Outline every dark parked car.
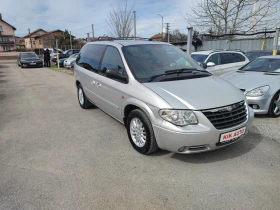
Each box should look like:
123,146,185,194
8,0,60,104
245,50,280,61
17,52,43,68
52,49,80,62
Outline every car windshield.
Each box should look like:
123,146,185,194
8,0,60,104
191,54,208,63
122,44,204,82
245,52,271,61
241,58,280,72
21,53,38,58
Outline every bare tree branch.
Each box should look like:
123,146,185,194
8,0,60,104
184,0,280,35
106,0,134,38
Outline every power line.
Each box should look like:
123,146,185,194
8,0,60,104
137,12,161,26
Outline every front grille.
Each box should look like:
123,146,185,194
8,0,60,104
202,101,247,130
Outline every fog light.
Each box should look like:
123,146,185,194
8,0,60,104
252,105,259,109
178,146,186,152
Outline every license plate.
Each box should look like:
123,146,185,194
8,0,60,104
220,127,246,143
30,63,36,65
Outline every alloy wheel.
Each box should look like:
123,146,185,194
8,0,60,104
130,118,146,147
78,88,84,105
273,93,280,116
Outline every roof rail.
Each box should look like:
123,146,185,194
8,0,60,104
90,37,154,42
209,49,245,54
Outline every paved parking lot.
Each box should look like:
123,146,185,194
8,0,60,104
0,62,280,210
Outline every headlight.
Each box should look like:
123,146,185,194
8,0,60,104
246,86,269,97
159,109,198,126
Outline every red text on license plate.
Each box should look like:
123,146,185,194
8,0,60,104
220,127,246,143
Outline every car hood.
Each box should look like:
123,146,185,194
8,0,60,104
64,57,76,62
143,76,245,110
220,71,279,91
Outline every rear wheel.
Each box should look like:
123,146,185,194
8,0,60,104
268,90,280,118
126,109,158,154
77,84,93,109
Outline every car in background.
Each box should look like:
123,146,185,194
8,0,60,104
63,53,78,68
75,40,254,155
52,49,80,62
191,50,249,75
54,57,67,67
46,48,63,60
220,56,280,117
17,52,43,68
245,50,280,61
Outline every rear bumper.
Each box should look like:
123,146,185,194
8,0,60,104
152,107,254,154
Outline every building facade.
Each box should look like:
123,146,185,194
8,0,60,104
0,13,16,52
23,29,47,50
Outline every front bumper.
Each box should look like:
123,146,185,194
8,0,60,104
152,107,254,154
246,95,273,114
21,62,43,68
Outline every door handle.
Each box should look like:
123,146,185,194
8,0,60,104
91,80,96,85
96,82,102,88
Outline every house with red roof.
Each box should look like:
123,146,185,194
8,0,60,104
0,13,16,51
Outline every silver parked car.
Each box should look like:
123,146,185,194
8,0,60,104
220,56,280,117
74,41,254,154
64,53,78,68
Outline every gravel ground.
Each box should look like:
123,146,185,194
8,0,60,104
0,63,279,210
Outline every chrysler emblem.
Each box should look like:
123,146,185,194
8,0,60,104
226,106,233,111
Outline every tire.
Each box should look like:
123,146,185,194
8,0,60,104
268,90,280,118
126,109,158,154
77,84,93,109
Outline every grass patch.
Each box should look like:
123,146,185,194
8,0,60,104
48,65,74,75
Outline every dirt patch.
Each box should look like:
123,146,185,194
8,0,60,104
0,65,10,68
0,94,6,101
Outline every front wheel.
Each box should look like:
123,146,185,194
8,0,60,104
126,109,158,154
77,84,93,109
268,90,280,118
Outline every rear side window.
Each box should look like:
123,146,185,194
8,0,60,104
77,44,106,72
221,53,245,64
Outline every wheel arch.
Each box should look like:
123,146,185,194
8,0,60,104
123,98,156,126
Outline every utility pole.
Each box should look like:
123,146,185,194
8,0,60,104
92,24,94,39
187,26,193,56
166,23,170,43
56,39,59,69
158,14,163,41
133,11,136,40
87,33,90,42
70,31,72,49
28,28,33,50
273,27,280,56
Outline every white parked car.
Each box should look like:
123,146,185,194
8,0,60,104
191,50,250,75
63,53,78,68
45,48,63,60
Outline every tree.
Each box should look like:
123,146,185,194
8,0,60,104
106,0,134,38
185,0,280,35
170,29,188,42
53,30,76,48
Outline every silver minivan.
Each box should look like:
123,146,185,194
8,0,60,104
74,40,254,154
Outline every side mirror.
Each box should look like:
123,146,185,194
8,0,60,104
106,68,128,83
200,62,207,69
207,62,216,67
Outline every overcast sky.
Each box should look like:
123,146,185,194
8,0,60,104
1,0,196,39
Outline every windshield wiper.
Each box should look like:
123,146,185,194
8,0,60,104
149,68,209,82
